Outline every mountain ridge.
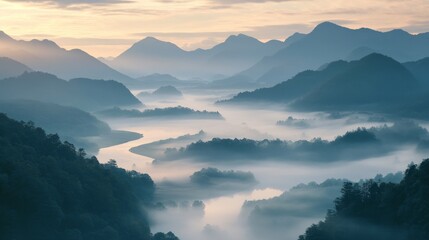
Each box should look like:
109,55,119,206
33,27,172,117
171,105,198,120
0,30,133,84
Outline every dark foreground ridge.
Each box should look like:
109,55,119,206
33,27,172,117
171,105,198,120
298,159,429,240
0,113,178,240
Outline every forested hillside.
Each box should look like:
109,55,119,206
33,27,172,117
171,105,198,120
0,113,177,240
298,159,429,240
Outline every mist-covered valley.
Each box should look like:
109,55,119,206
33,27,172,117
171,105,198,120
1,19,429,240
93,86,427,240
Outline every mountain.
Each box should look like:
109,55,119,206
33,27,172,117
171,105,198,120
0,71,141,111
0,31,133,84
237,22,429,86
0,57,32,79
241,173,403,240
293,54,419,110
225,54,421,112
298,159,429,240
0,112,179,240
152,86,183,97
110,34,284,79
152,121,429,164
0,99,142,154
403,57,429,87
137,85,183,101
112,37,187,78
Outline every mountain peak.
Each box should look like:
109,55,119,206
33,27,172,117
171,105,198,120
360,52,391,60
133,36,182,51
0,30,14,41
225,34,260,44
142,36,161,42
312,21,346,33
284,32,306,46
29,39,59,48
386,28,410,37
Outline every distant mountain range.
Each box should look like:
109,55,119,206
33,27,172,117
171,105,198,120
2,22,429,89
0,31,133,84
0,57,32,79
234,22,429,86
109,21,429,87
109,34,284,79
0,71,141,111
223,53,429,116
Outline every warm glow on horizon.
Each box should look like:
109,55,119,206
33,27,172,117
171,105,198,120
1,0,428,57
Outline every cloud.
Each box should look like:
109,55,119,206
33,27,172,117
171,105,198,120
151,121,429,164
277,116,311,128
401,20,429,34
241,172,403,240
5,0,131,7
210,0,299,4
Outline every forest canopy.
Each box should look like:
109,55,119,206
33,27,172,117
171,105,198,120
0,113,177,240
298,159,429,240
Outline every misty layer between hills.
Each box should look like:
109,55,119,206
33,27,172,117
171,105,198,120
223,54,429,121
0,100,142,154
142,121,429,164
96,106,223,120
155,167,258,201
241,172,403,240
0,71,141,111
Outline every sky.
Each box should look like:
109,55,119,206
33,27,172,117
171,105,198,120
1,0,429,58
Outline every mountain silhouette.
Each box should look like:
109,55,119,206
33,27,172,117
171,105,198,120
0,99,144,154
293,53,419,110
0,31,133,84
225,53,423,112
152,85,183,96
110,34,284,79
0,72,141,111
403,57,429,86
235,22,429,86
0,57,32,79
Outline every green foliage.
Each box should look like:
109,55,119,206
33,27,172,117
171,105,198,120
0,113,156,240
298,160,429,240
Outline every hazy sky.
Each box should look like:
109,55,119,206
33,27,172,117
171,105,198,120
1,0,428,57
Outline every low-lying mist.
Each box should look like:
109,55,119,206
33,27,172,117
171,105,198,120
95,90,429,240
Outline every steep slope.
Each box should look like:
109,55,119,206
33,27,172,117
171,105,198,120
239,22,429,85
204,34,283,76
293,54,419,110
0,99,110,137
225,54,421,112
298,159,429,240
113,37,188,78
242,173,403,240
0,113,180,240
403,57,429,87
226,60,350,103
0,71,141,111
0,57,32,79
223,60,349,103
0,100,142,154
0,31,133,84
